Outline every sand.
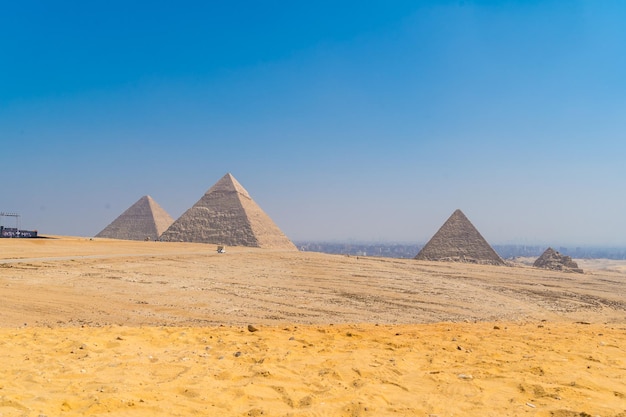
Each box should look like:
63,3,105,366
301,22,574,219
1,237,625,416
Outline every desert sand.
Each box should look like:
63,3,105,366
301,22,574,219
1,237,625,416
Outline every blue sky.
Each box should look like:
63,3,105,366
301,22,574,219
1,1,625,245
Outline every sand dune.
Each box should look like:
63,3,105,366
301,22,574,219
1,323,625,416
1,237,625,416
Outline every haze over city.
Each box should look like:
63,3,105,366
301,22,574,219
2,1,625,246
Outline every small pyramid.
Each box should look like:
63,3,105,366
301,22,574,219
160,173,296,250
415,209,505,265
96,195,174,241
533,248,583,273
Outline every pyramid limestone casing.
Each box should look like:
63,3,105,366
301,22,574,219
160,173,296,250
96,195,174,241
415,209,505,265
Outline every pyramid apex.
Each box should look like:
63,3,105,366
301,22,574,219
451,209,468,219
205,172,251,198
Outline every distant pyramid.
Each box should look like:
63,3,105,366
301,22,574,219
533,247,583,273
96,195,174,241
415,209,505,265
160,173,297,250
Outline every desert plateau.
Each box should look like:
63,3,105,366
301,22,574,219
1,237,625,416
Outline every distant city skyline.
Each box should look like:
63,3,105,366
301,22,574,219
2,1,625,246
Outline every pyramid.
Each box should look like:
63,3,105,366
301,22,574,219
533,247,583,273
415,209,505,265
159,173,297,250
96,195,174,241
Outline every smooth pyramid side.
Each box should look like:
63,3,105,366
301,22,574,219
160,173,296,250
415,209,504,265
96,195,174,241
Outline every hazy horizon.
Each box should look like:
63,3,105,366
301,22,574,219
2,1,625,246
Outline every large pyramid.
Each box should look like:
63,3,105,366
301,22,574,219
159,173,297,250
96,195,174,241
415,209,505,265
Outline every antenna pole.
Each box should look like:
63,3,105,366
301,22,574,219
0,212,20,229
